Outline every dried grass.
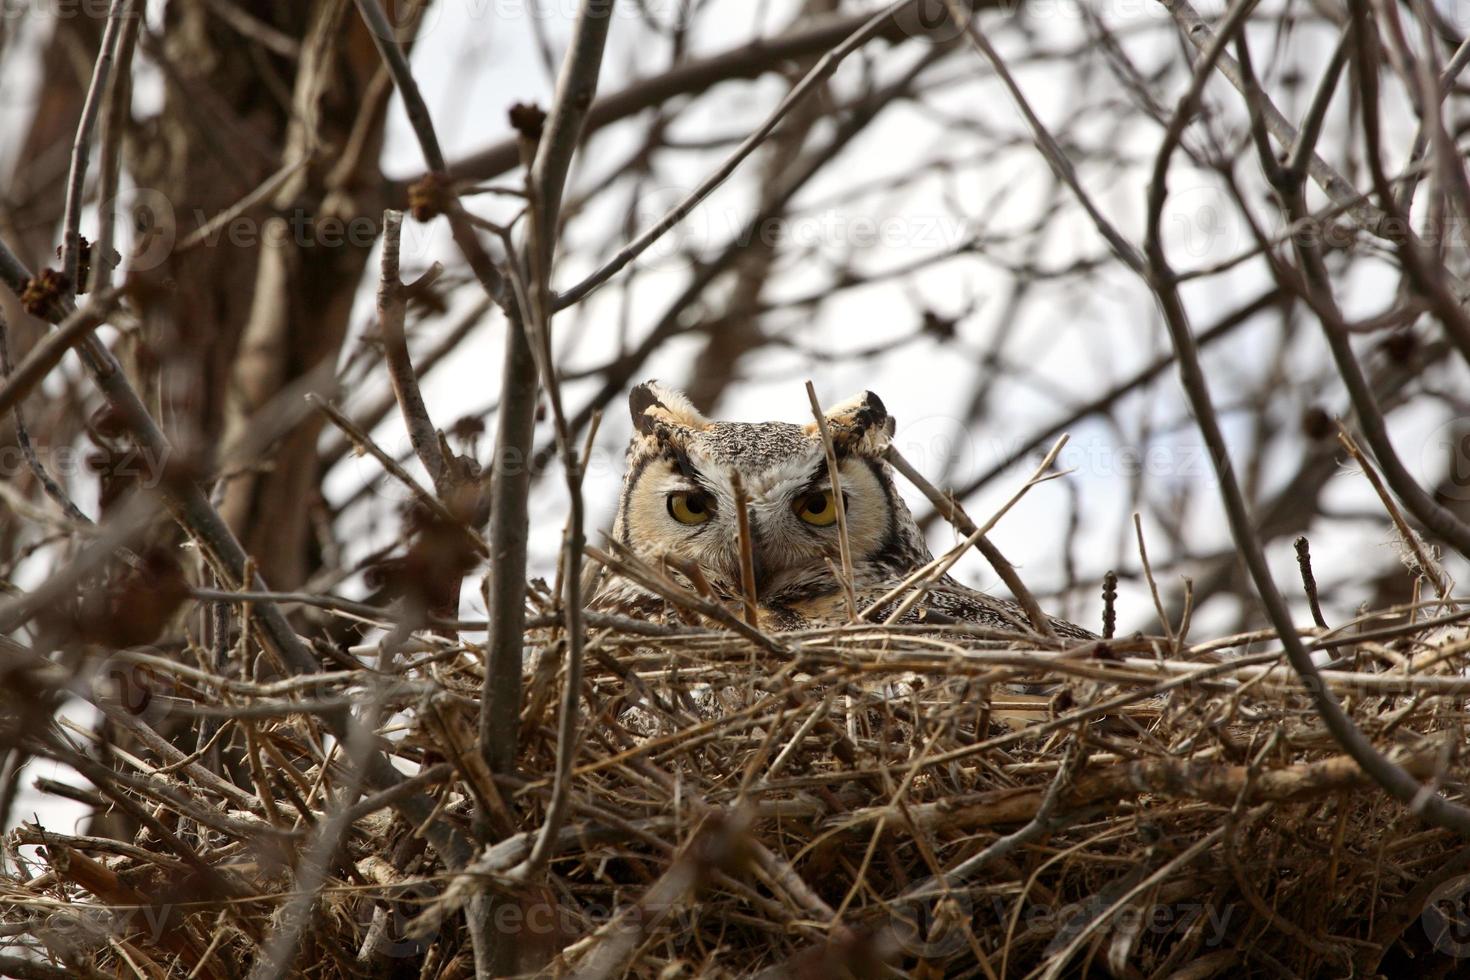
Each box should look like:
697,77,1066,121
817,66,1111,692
5,592,1470,978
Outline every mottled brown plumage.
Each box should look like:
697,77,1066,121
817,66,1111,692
589,381,1093,640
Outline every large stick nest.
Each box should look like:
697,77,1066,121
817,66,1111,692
4,601,1470,979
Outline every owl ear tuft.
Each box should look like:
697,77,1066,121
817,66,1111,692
808,390,892,450
628,383,663,435
629,381,710,436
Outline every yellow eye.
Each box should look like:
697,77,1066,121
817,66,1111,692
793,490,839,527
667,491,713,525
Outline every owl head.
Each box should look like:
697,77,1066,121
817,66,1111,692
609,381,931,608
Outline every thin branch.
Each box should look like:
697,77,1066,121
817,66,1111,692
308,393,487,558
1161,0,1388,235
349,0,446,173
1292,537,1329,630
529,0,615,279
879,436,1070,626
86,0,139,295
885,443,1057,638
412,2,984,192
58,0,129,299
507,0,615,891
0,236,477,875
945,0,1145,273
934,287,1281,520
1133,513,1176,645
729,471,761,628
1283,26,1352,181
246,615,419,980
1141,0,1470,837
555,0,912,309
1338,427,1451,602
0,289,119,418
377,209,451,495
0,313,94,525
805,381,859,621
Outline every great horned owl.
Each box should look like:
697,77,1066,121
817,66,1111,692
589,380,1093,640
